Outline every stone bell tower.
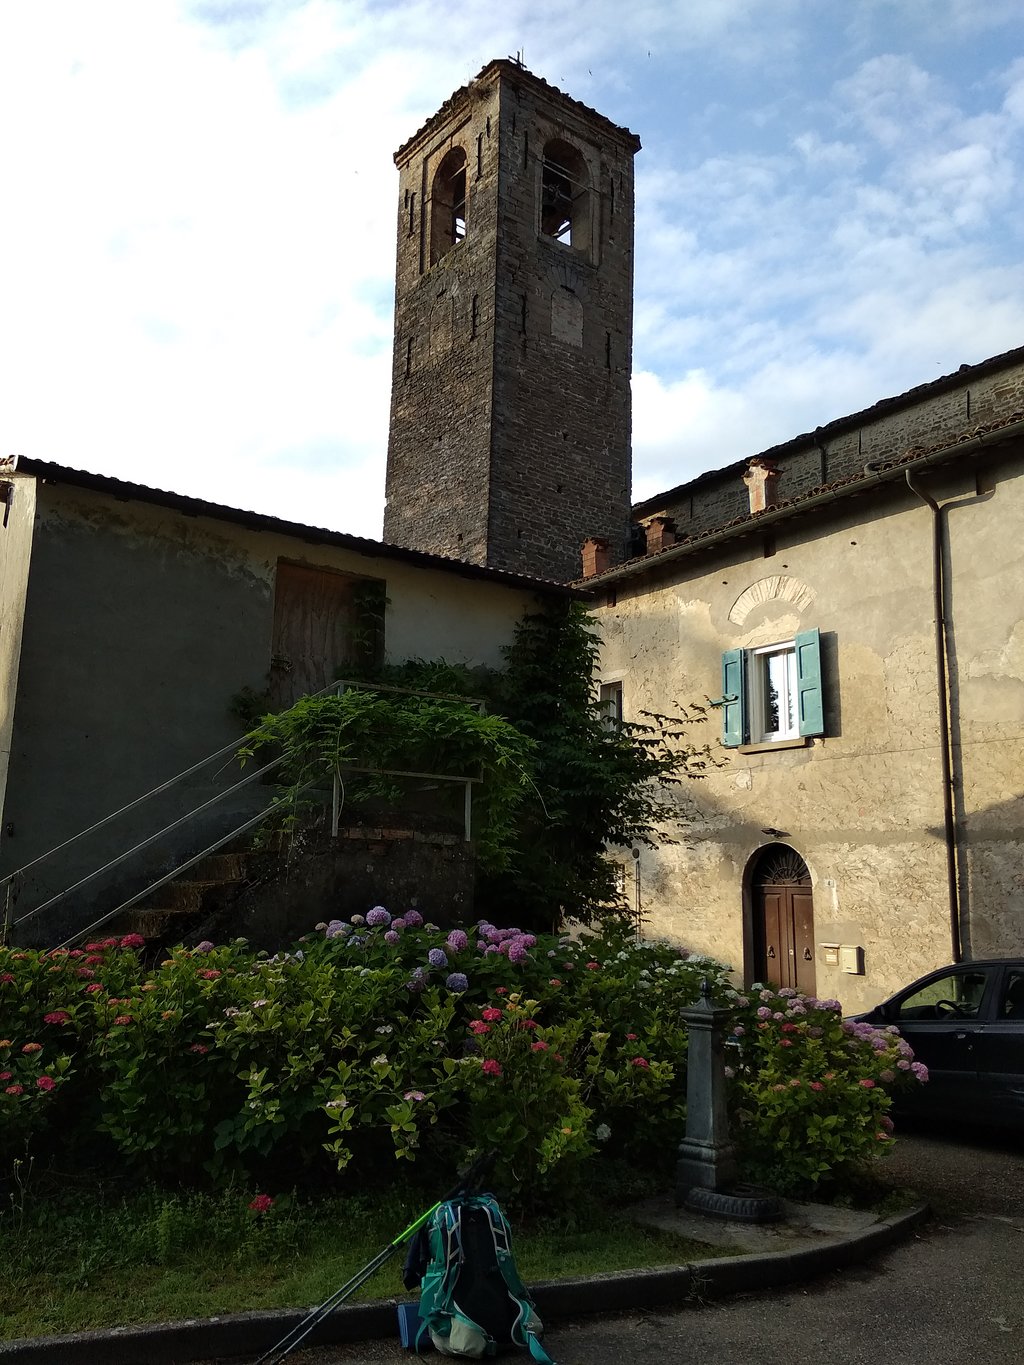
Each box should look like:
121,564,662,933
383,59,640,583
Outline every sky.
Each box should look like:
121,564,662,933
4,1,1023,535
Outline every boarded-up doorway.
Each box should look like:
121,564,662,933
270,561,381,709
750,845,815,995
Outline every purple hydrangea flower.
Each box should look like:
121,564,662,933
507,942,528,965
366,907,391,928
195,940,215,954
403,909,424,928
384,931,400,946
391,918,407,932
446,930,469,952
325,921,347,939
406,967,426,993
446,972,469,992
428,948,449,970
476,940,488,952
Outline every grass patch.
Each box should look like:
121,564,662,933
0,1175,726,1341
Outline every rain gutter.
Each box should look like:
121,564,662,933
904,470,962,963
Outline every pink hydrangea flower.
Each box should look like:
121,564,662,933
630,1056,650,1069
36,1075,56,1092
481,1059,503,1077
249,1194,274,1213
481,1007,502,1022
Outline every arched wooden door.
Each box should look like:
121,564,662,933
751,845,815,995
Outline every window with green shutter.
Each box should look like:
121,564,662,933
716,629,824,747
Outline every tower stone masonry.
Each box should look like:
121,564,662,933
383,59,640,583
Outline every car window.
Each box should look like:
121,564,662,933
1000,971,1024,1020
895,969,988,1021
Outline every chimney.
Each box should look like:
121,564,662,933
743,457,783,513
644,515,676,555
581,537,611,578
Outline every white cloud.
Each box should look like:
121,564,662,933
1,2,1022,543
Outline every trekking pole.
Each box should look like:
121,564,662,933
252,1149,497,1365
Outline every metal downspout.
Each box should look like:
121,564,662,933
905,470,962,962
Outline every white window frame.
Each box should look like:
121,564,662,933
598,679,624,730
748,640,798,743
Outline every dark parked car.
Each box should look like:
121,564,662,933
854,959,1024,1128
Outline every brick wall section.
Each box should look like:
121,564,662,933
384,62,640,583
641,351,1024,537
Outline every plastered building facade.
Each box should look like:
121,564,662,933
588,352,1024,1011
0,458,572,941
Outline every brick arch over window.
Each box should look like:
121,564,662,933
728,575,816,626
540,139,591,254
430,146,468,265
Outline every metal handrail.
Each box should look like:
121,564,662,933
0,732,249,893
55,778,321,950
4,676,488,944
10,753,286,930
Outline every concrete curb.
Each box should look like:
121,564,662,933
0,1203,930,1364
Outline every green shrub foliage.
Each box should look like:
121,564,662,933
0,921,924,1200
322,601,718,928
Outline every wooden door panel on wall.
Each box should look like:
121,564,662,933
760,889,788,990
751,845,815,996
270,562,357,709
792,888,816,996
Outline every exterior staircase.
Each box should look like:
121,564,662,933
116,849,249,942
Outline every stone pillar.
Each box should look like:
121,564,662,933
676,978,738,1200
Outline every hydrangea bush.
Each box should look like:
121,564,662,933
0,918,924,1198
725,983,928,1192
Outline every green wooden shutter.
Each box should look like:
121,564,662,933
721,649,746,747
795,628,824,737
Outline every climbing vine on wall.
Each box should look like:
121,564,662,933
338,601,717,929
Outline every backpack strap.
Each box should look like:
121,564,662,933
415,1202,462,1355
478,1198,557,1365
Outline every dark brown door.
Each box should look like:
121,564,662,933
270,561,358,709
752,847,815,995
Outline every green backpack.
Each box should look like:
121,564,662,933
408,1193,555,1362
